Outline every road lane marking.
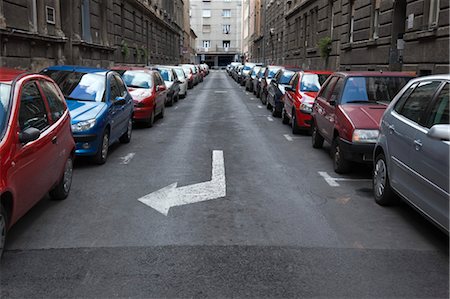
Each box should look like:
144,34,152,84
319,171,372,187
138,150,226,216
120,153,136,165
214,91,227,94
284,134,294,141
267,116,274,122
250,97,256,100
258,105,263,109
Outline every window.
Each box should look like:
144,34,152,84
372,0,380,39
300,74,331,92
427,83,449,128
114,75,128,97
319,77,338,101
202,40,211,48
349,0,355,43
429,0,440,28
109,77,121,101
19,82,49,132
40,81,66,122
81,0,92,42
223,24,231,34
202,24,211,33
223,40,230,48
0,84,11,139
330,78,344,103
397,81,442,124
46,6,55,24
202,9,211,18
222,9,231,18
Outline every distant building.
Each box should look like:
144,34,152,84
190,0,242,68
0,0,189,71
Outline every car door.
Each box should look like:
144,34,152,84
388,80,442,202
114,74,132,134
314,76,337,140
284,73,299,119
10,80,55,217
107,74,123,141
154,73,166,113
409,82,449,231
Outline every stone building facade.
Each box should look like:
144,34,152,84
0,0,188,71
248,0,449,74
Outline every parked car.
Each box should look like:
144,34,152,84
282,71,332,134
180,64,195,89
246,66,262,92
112,67,167,127
267,67,300,117
150,66,181,107
228,62,241,76
373,74,449,234
42,66,134,164
233,65,244,82
0,68,76,257
260,65,283,105
240,63,258,87
254,67,266,98
169,66,188,98
310,71,414,174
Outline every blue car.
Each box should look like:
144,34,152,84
41,66,134,164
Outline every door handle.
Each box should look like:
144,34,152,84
52,136,58,144
414,139,423,150
388,125,395,134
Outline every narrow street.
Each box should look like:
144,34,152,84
1,71,448,298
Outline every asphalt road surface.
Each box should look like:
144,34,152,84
1,71,448,298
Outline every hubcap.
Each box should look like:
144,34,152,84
374,159,387,197
63,158,73,193
127,119,132,138
102,133,109,160
334,143,341,166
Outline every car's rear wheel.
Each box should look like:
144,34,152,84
50,156,73,200
282,108,290,125
373,153,396,206
332,137,351,174
94,129,109,165
145,109,155,128
0,204,7,259
159,104,165,119
266,97,272,110
120,118,133,143
311,124,324,148
292,110,302,134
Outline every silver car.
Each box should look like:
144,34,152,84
373,74,449,233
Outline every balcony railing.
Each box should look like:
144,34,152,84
197,47,240,54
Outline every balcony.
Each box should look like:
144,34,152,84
196,46,240,54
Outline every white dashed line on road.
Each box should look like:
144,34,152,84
284,134,294,141
319,171,372,187
267,116,274,122
258,105,263,109
120,153,136,165
214,91,227,94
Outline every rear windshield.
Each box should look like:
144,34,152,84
342,76,412,104
0,83,11,141
252,67,261,76
44,70,105,102
158,69,173,82
300,74,330,92
279,71,295,85
268,67,282,78
122,71,153,89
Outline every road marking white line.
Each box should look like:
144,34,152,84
214,91,227,94
319,171,371,187
174,106,178,110
258,105,263,109
120,153,136,165
284,134,294,141
267,116,274,122
138,150,226,216
250,97,256,100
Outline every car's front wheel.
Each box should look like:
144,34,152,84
311,124,324,148
120,118,133,143
50,156,73,200
94,129,110,165
332,137,350,174
282,108,290,125
373,153,396,206
292,110,302,134
0,204,7,259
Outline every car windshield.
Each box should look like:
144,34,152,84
0,83,11,140
300,74,330,92
279,71,295,84
341,76,412,104
122,71,153,89
44,70,106,102
174,68,185,79
159,69,173,82
268,67,282,78
252,67,261,76
243,65,254,71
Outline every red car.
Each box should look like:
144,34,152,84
311,71,414,174
0,69,75,257
282,71,332,134
112,67,167,127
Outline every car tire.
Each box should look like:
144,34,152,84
159,104,165,119
332,137,351,174
145,109,155,128
272,106,281,118
261,92,266,105
282,108,290,125
292,110,302,135
373,153,397,206
94,129,109,165
120,118,133,143
167,96,174,107
266,97,272,110
50,156,73,200
0,203,8,259
311,124,324,149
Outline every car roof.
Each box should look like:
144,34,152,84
407,73,450,82
111,66,149,71
302,70,334,75
45,65,109,74
0,68,26,83
333,71,416,77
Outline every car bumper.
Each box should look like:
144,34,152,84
339,138,375,163
295,110,313,128
73,134,100,156
133,106,153,121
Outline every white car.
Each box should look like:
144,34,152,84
170,66,188,98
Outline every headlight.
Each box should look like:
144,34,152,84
71,119,96,133
300,103,313,114
352,129,379,143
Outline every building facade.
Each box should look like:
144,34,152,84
190,0,242,68
0,0,189,71
247,0,449,74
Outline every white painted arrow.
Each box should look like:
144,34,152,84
138,150,226,216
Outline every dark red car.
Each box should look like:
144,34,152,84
0,69,75,257
112,67,167,127
311,71,414,173
282,71,332,134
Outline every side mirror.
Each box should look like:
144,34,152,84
427,124,450,141
19,127,40,144
114,96,126,106
329,95,337,106
156,85,166,92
